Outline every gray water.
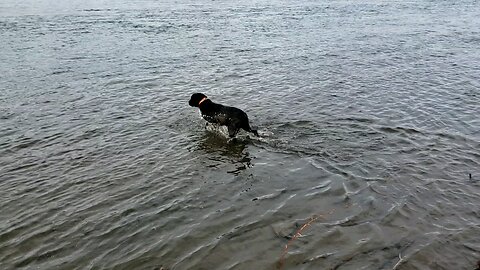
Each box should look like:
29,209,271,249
1,0,479,269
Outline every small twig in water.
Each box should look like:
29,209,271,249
278,209,335,269
392,253,404,270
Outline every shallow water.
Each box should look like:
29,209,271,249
1,0,479,269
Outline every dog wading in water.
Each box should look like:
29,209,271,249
189,93,259,138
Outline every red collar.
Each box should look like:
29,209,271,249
198,97,208,106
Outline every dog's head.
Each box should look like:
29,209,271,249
189,93,208,107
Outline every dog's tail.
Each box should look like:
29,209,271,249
246,127,259,137
242,121,259,137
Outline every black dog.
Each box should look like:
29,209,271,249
189,93,259,138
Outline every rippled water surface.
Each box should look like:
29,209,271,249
1,0,480,269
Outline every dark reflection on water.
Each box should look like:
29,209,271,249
1,0,480,269
196,131,252,175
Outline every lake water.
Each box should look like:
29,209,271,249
1,0,479,269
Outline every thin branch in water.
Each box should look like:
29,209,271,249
392,253,404,270
277,208,336,269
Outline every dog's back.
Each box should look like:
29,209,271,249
189,93,258,138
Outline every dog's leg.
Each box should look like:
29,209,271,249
227,125,239,138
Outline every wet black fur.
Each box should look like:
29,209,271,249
189,93,259,138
